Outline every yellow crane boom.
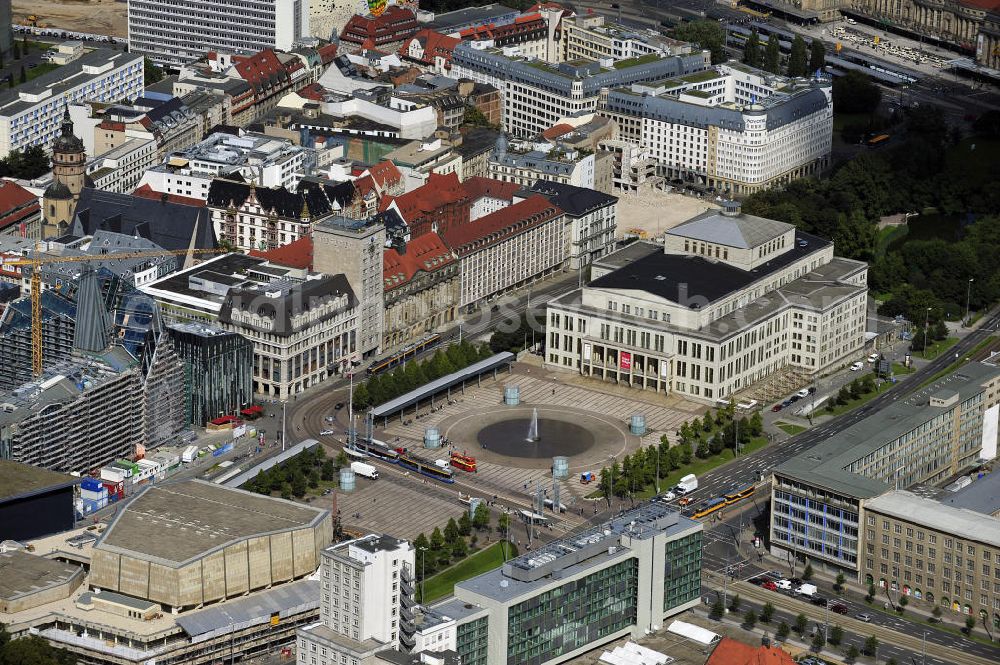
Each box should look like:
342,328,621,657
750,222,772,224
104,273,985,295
3,248,222,377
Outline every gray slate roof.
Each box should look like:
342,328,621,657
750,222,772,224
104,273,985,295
668,210,794,249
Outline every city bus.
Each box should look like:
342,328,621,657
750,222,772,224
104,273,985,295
724,483,756,506
692,497,727,519
367,334,442,376
398,455,455,483
449,452,477,473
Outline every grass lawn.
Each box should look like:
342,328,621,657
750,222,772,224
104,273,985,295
587,436,770,500
421,541,517,602
891,362,914,375
822,387,884,417
776,422,807,436
918,337,959,361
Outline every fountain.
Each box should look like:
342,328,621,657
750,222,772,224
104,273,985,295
526,408,540,442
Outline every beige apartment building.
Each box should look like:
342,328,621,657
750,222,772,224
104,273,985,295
864,490,1000,627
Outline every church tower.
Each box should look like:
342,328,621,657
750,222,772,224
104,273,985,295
43,106,88,239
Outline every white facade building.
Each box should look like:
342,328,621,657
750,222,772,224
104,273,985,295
128,0,311,68
545,202,868,403
0,49,143,156
600,64,833,195
138,131,324,201
560,14,692,63
297,534,417,665
488,137,595,190
86,137,158,194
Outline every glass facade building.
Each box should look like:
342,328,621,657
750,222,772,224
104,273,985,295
456,615,489,665
168,323,254,426
664,531,702,610
507,559,639,665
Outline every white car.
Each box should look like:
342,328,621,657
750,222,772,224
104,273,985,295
868,353,880,363
795,389,810,399
319,429,336,436
660,491,676,501
850,361,864,371
776,579,793,590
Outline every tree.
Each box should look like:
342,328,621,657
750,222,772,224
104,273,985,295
760,602,774,624
307,469,320,489
932,605,942,621
829,625,843,646
849,379,863,400
430,527,445,551
795,613,809,635
743,609,757,629
413,533,429,557
0,634,76,665
832,70,882,114
729,593,741,612
835,572,846,592
352,381,369,409
451,537,468,559
866,583,876,603
291,474,307,497
673,20,727,64
444,518,460,542
802,563,814,581
845,645,860,662
863,634,879,655
280,482,292,500
143,57,164,85
809,39,826,72
776,621,790,641
696,439,710,459
743,29,761,68
812,632,826,651
473,501,490,530
764,33,781,74
965,615,976,634
787,35,808,77
710,597,725,620
932,318,949,341
680,444,692,465
897,595,908,613
458,512,472,537
335,451,349,469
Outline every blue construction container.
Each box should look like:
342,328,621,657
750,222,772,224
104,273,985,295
80,478,102,492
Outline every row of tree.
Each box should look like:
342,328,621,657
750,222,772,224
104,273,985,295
244,446,338,499
742,30,826,77
597,406,764,501
351,341,494,410
411,502,505,583
0,146,50,179
488,312,544,354
0,624,75,665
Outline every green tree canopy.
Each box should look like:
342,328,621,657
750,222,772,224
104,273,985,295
764,33,781,74
787,35,808,77
673,20,727,64
743,30,761,68
809,39,826,72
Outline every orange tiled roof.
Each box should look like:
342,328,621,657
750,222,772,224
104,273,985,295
249,234,314,270
132,184,206,208
706,638,797,665
441,194,561,254
382,231,454,291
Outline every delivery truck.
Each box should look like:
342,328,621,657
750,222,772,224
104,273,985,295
351,461,379,479
182,445,199,463
675,474,698,494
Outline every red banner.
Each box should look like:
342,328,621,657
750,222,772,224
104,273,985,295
620,352,632,370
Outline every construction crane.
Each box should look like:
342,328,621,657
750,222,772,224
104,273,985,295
3,248,222,377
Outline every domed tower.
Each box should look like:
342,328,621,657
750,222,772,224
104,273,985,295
43,106,89,238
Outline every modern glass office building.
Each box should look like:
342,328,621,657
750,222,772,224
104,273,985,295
168,322,254,425
446,504,702,665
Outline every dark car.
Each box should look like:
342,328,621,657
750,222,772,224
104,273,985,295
772,404,782,412
830,603,849,615
334,402,345,410
789,395,800,403
808,386,817,394
789,578,803,586
782,399,793,407
811,595,828,606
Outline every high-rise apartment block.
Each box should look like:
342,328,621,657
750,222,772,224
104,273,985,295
128,0,311,68
297,534,417,665
314,217,386,360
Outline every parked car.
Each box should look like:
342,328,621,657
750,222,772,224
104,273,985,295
660,491,676,501
319,429,336,436
761,581,778,591
782,399,793,407
775,579,793,590
856,613,872,623
868,353,880,363
830,603,849,615
795,388,810,399
334,402,345,410
772,403,782,412
789,395,800,403
850,361,864,371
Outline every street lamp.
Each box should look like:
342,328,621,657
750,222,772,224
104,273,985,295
923,307,932,358
965,278,974,326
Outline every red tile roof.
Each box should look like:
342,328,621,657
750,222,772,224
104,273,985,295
232,49,291,91
132,184,206,208
960,0,1000,9
383,231,454,291
364,161,404,191
249,234,314,270
441,194,561,256
0,180,39,234
462,176,520,202
298,82,326,101
318,43,339,64
401,29,461,65
380,172,469,221
541,123,574,141
341,7,419,47
705,639,797,665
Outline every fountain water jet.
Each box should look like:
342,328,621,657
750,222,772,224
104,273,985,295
526,408,539,442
